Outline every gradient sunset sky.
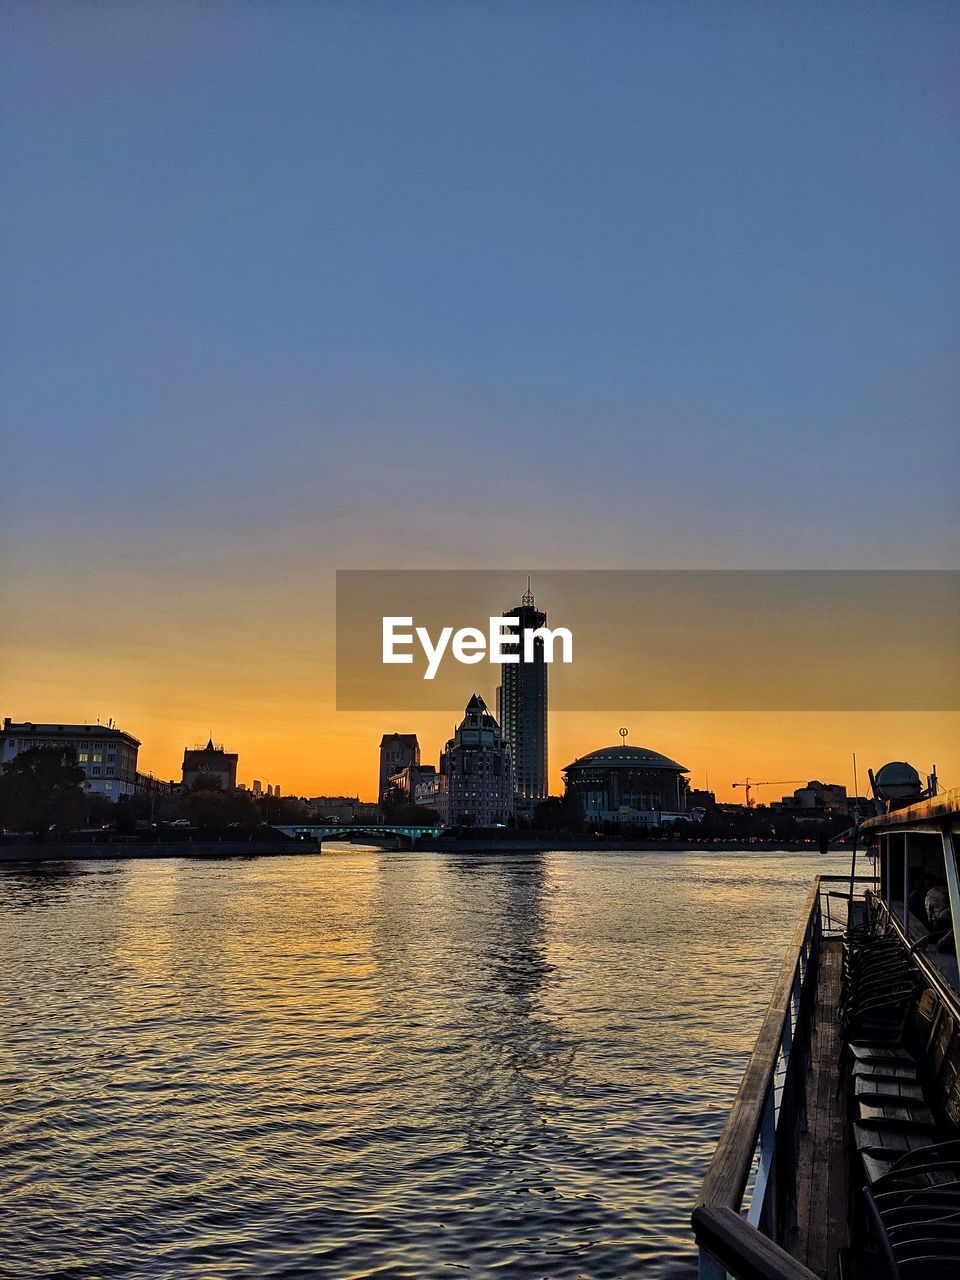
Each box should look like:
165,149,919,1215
3,3,958,800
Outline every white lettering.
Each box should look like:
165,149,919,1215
524,625,573,664
382,616,574,678
452,627,486,664
489,617,520,664
383,617,414,664
416,625,453,680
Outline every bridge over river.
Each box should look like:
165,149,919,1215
272,824,442,849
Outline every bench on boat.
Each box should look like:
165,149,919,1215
841,906,960,1277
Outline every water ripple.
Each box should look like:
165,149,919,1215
0,848,849,1278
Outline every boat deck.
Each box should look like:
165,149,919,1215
694,857,960,1279
792,937,849,1278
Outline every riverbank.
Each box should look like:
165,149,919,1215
410,837,831,853
0,835,838,860
0,839,310,861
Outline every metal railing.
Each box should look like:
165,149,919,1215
692,875,873,1279
872,894,960,1027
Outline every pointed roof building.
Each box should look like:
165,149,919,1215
439,694,513,828
181,736,239,791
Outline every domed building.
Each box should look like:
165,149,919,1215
563,743,690,823
438,694,514,828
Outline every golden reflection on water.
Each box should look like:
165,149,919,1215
0,847,852,1278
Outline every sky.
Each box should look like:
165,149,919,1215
2,2,958,799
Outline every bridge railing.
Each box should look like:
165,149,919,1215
272,824,442,843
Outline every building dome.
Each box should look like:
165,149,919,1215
563,743,690,821
566,744,688,773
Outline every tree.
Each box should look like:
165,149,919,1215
532,794,583,832
0,747,87,837
226,790,261,827
380,786,439,825
380,785,407,817
109,793,152,833
184,787,229,829
392,803,440,826
143,783,263,831
155,791,184,823
84,793,116,827
257,794,308,826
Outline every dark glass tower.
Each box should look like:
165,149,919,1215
496,579,548,812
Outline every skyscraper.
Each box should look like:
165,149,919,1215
496,579,548,814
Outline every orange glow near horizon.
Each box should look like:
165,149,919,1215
136,711,960,804
4,656,957,804
3,561,957,804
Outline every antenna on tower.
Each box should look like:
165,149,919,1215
522,575,534,606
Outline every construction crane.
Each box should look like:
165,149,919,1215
731,778,807,809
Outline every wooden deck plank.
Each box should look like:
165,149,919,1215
792,938,849,1279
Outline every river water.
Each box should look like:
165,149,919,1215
0,847,854,1278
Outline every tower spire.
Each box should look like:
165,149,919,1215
522,575,534,607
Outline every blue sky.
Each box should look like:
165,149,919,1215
3,1,958,576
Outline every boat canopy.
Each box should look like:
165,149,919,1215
862,786,960,993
